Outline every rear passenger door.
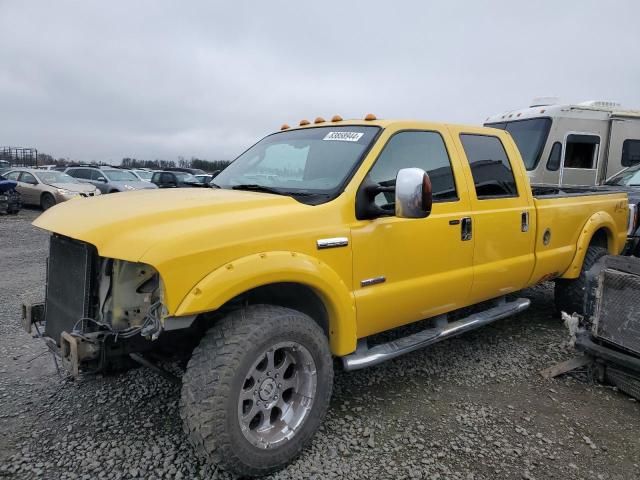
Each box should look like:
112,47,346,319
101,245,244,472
455,130,536,303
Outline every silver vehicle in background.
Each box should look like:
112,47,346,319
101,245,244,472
485,99,640,186
65,166,158,193
131,169,154,182
3,168,101,210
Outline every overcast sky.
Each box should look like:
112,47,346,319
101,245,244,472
1,1,639,163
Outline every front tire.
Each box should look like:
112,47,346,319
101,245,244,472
40,193,56,210
555,245,607,316
180,305,333,477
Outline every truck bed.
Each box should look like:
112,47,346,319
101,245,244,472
527,186,628,285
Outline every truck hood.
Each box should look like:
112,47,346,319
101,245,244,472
33,188,304,260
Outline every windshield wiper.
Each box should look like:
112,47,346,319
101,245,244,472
231,184,287,196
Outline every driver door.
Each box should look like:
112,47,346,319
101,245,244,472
351,129,474,338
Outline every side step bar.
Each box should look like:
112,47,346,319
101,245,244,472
343,297,530,371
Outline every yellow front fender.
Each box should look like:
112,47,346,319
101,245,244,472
561,211,621,279
175,251,357,356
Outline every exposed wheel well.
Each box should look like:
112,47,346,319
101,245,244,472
223,282,330,337
590,228,610,250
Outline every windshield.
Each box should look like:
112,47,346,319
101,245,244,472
174,172,198,182
37,171,79,184
606,165,640,186
103,169,138,181
214,126,380,197
134,170,153,180
485,118,551,170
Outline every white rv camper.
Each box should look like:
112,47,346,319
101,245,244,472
485,99,640,186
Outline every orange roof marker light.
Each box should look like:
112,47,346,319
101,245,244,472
299,119,310,126
364,113,377,121
331,115,343,122
280,124,290,130
314,117,326,124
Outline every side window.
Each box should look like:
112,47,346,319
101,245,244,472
622,139,640,167
161,173,174,183
90,169,104,181
459,134,518,199
69,169,88,179
564,134,599,169
20,172,37,184
368,131,457,208
151,173,160,183
4,171,20,180
546,142,562,171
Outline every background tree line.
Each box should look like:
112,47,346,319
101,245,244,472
34,153,231,173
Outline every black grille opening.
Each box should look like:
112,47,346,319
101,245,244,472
44,235,99,346
595,267,640,356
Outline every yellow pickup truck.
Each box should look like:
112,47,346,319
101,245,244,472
26,116,630,476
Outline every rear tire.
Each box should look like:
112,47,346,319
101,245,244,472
40,193,56,210
554,245,607,316
180,305,333,477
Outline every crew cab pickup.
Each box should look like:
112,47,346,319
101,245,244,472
25,117,629,477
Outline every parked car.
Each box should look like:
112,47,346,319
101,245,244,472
165,167,206,175
65,166,157,193
26,117,629,477
0,161,11,176
485,98,640,186
603,164,640,255
0,173,21,214
3,168,101,210
194,174,213,185
131,169,154,182
151,170,206,188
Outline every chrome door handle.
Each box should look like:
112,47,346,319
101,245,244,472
461,217,472,241
521,211,529,233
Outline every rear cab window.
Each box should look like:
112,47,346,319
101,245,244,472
459,134,518,199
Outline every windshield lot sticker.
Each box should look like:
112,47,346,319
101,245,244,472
323,131,364,142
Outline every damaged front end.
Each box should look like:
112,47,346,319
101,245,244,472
23,234,187,376
568,255,640,399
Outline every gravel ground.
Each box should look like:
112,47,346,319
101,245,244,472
1,208,639,480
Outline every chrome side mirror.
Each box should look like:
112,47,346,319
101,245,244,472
395,168,432,219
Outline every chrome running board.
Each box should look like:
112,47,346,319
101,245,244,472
342,297,530,371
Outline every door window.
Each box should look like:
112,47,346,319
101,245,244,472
459,134,518,198
4,171,20,181
564,134,600,169
546,142,562,171
367,131,457,208
622,139,640,167
68,168,89,179
161,173,175,184
90,169,104,181
20,172,38,184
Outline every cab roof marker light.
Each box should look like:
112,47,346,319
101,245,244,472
280,124,290,130
331,115,343,122
299,119,310,126
364,113,377,121
314,117,326,124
